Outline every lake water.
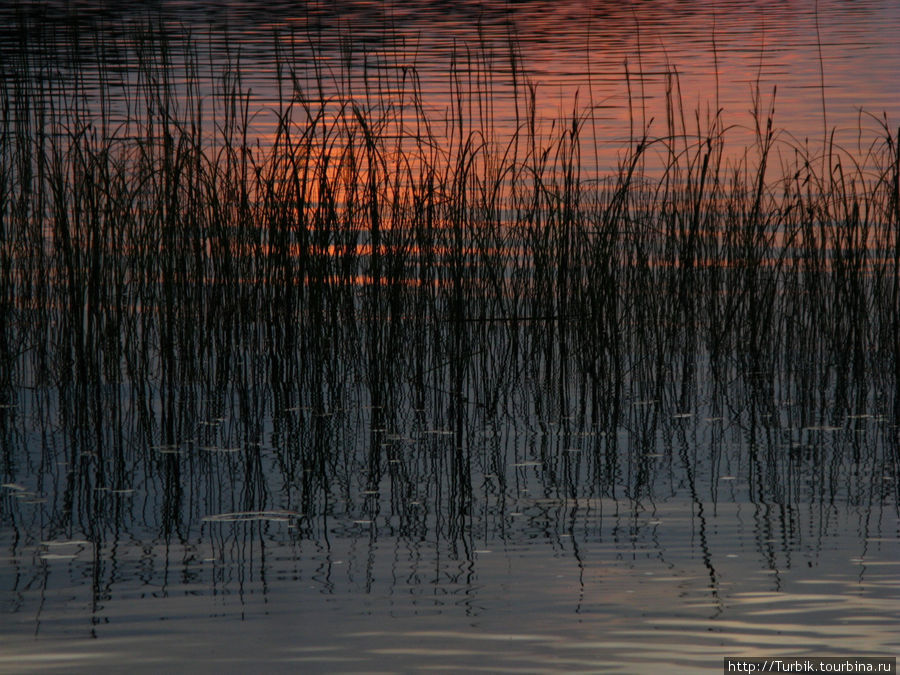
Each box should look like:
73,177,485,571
2,1,899,673
3,0,899,175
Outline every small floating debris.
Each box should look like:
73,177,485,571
424,429,454,435
672,412,693,419
719,475,736,481
353,519,373,525
151,444,183,454
41,540,91,547
361,490,379,496
1,483,27,492
802,425,842,432
784,443,813,450
40,553,77,561
512,461,541,467
202,510,300,523
199,446,243,453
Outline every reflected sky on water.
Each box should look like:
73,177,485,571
3,0,899,177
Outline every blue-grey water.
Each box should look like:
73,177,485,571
1,1,899,672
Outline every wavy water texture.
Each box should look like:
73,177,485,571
1,3,898,672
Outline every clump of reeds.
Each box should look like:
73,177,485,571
1,12,897,539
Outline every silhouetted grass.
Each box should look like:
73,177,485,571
1,14,898,545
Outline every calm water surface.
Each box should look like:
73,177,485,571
1,1,899,672
3,0,899,173
3,355,898,671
